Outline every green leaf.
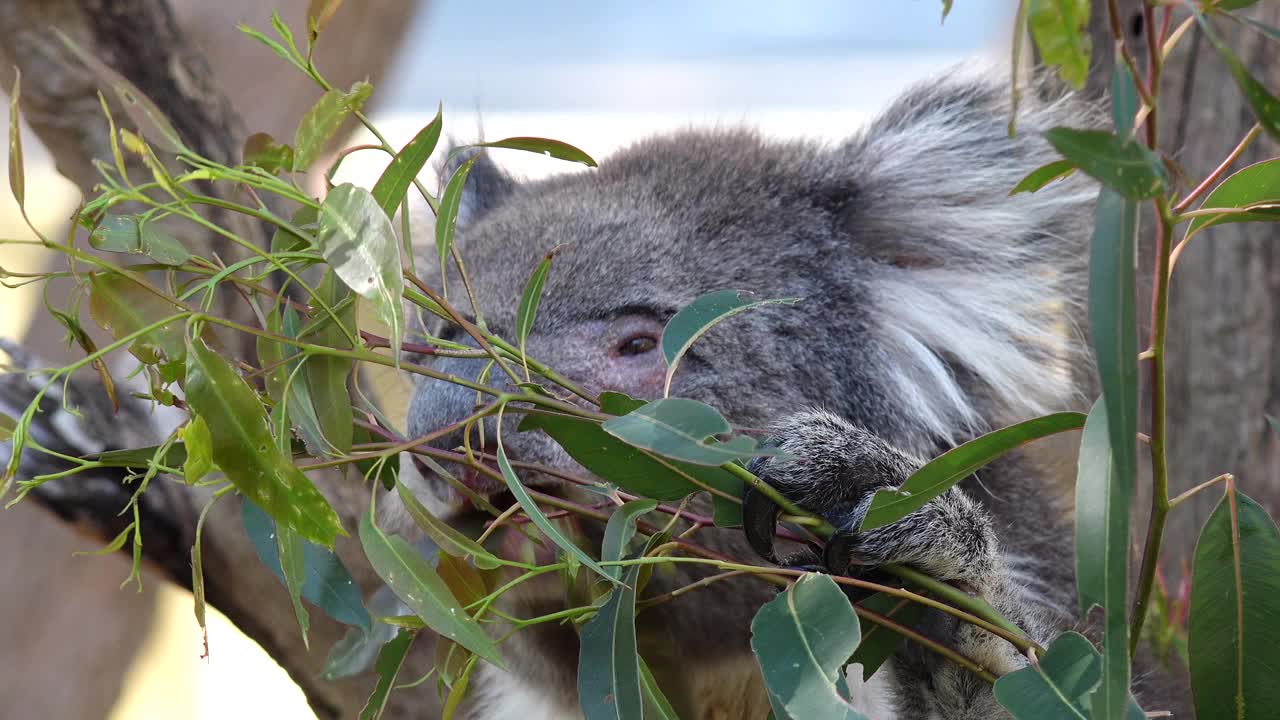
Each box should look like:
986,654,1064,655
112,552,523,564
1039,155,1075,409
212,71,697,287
1189,490,1280,719
372,105,442,218
1111,60,1138,138
290,275,356,456
8,70,23,210
185,333,346,547
600,500,657,580
494,437,619,584
602,397,780,467
994,631,1145,719
1073,399,1130,720
182,415,213,484
848,593,926,681
56,30,186,152
88,272,188,376
358,511,504,666
941,0,954,22
138,222,191,266
474,137,597,167
516,250,557,364
1186,159,1280,236
435,154,480,282
578,563,644,720
242,499,372,632
1216,0,1261,9
88,216,190,266
277,518,312,648
316,183,405,356
859,412,1086,531
750,573,866,720
242,132,295,174
394,480,502,569
1027,0,1091,89
293,82,373,171
1046,128,1167,199
660,290,798,396
1191,6,1280,142
1010,159,1077,195
307,0,344,38
359,629,415,720
95,443,188,468
637,656,682,720
519,392,744,502
0,413,15,443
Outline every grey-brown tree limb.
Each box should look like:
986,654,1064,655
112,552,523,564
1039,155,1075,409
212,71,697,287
0,1,1275,718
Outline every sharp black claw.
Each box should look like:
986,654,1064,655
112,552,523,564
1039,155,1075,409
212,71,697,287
742,485,783,563
823,531,859,576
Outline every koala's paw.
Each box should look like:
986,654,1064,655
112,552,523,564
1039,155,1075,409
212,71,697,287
741,409,997,585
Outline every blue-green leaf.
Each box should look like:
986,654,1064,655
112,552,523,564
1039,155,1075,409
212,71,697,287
660,290,798,396
1046,128,1167,199
994,632,1145,719
1010,160,1077,195
578,563,644,720
1191,6,1280,142
750,574,866,720
359,629,416,720
602,397,780,467
601,500,657,581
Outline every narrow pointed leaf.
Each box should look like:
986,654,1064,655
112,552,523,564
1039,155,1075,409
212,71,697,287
994,631,1145,719
1189,490,1280,719
1187,159,1280,235
1010,159,1077,195
1046,128,1166,199
602,397,780,467
359,511,504,666
185,334,346,547
359,629,415,720
661,290,798,395
750,573,866,720
316,183,405,356
516,251,557,361
578,563,644,720
494,438,619,583
0,413,15,443
1241,17,1280,43
8,70,23,209
1191,7,1280,142
860,412,1086,531
292,275,356,456
278,520,312,648
1074,399,1130,720
372,106,442,218
436,155,479,275
182,415,213,484
638,656,682,720
395,480,501,569
475,137,597,167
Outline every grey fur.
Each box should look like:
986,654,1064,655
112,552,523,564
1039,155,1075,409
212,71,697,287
387,69,1186,718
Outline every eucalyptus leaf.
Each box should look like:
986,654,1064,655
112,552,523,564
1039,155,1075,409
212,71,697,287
1191,6,1280,142
435,155,480,284
849,593,926,681
242,132,295,174
185,334,346,548
474,137,597,167
182,415,213,484
277,519,312,648
242,499,371,632
993,631,1145,719
359,629,415,720
8,70,23,209
1046,128,1166,199
1186,159,1280,236
661,290,798,396
294,82,372,171
395,480,502,569
358,511,504,666
1009,159,1076,195
1189,490,1280,719
638,656,682,720
578,563,644,720
516,251,557,363
1027,0,1091,89
859,412,1086,532
600,500,657,581
602,397,780,467
88,272,188,379
0,413,15,443
316,183,405,355
372,105,442,218
750,573,866,720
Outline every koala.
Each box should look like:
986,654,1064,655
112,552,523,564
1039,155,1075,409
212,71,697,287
385,71,1185,719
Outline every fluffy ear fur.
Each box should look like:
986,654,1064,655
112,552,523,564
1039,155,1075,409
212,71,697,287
837,71,1100,440
438,141,518,229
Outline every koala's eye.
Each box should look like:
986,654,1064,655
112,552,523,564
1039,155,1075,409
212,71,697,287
616,334,659,357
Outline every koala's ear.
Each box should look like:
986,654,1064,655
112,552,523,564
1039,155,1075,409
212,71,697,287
439,142,518,228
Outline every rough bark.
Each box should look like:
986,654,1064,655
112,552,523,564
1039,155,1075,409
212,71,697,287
0,1,428,718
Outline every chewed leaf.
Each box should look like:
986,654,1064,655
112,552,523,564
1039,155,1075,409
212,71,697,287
475,137,597,167
661,290,798,396
750,573,866,720
316,183,405,356
859,412,1086,531
602,397,780,467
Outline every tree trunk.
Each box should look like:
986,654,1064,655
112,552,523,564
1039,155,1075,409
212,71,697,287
0,2,426,718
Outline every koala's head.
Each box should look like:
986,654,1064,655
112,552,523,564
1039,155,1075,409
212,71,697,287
393,74,1096,521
